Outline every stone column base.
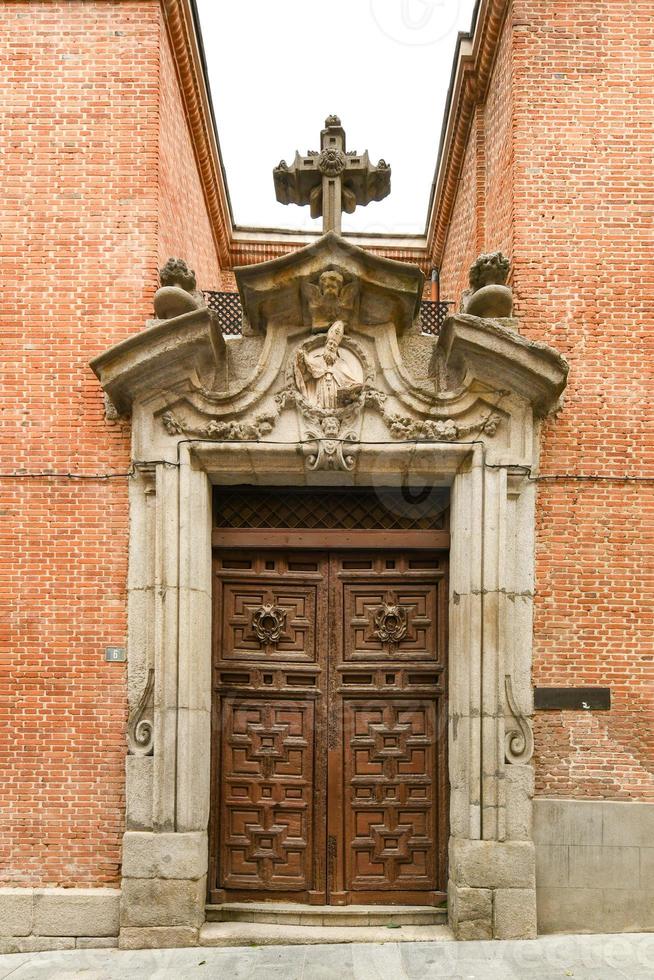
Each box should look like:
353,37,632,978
119,926,199,950
119,831,208,948
448,838,537,940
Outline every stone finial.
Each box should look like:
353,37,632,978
463,251,513,318
273,116,391,235
153,257,204,320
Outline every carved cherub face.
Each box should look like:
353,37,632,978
323,417,340,437
319,271,344,298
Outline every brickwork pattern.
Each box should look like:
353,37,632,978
438,0,654,799
0,0,222,886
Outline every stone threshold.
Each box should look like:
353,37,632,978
205,902,447,927
200,921,453,947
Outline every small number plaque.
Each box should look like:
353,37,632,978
105,646,127,663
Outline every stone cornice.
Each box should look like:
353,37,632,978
160,0,233,267
425,0,511,264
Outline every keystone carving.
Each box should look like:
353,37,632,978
304,415,358,472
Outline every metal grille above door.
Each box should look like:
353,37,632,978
213,487,450,532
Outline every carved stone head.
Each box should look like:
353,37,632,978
319,270,344,298
469,252,510,291
159,257,197,294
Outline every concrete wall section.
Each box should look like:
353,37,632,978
534,799,654,934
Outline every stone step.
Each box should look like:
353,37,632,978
200,921,453,947
205,902,447,927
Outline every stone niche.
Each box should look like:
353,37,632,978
91,233,568,948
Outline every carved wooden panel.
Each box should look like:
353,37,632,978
210,544,448,906
343,584,439,661
343,701,437,891
219,699,315,892
221,583,317,663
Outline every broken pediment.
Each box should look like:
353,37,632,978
90,233,568,475
236,232,424,335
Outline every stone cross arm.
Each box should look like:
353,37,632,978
273,115,391,234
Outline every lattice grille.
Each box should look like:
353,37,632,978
213,487,449,531
420,301,453,336
204,291,453,338
205,291,243,335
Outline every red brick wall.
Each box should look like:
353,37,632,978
1,0,223,887
158,10,222,290
440,0,654,799
440,114,480,304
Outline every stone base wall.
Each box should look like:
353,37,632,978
0,888,120,954
535,799,654,934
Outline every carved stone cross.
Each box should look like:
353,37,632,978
273,115,391,234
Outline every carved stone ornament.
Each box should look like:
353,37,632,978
372,596,408,650
305,415,358,471
318,147,347,176
161,410,276,441
504,674,534,764
251,604,287,645
127,667,154,757
153,257,204,320
301,268,360,330
463,251,513,318
294,320,365,410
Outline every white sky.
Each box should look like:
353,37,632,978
196,0,478,235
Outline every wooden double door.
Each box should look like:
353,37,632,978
209,549,448,906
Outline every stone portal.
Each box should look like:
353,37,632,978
90,118,569,946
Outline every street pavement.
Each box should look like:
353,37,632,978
0,933,653,979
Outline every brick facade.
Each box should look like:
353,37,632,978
0,0,222,887
2,0,651,901
438,0,654,800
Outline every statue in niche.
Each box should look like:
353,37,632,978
294,320,364,410
302,269,359,331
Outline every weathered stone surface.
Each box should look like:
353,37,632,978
602,800,654,847
120,878,205,929
536,886,602,934
273,115,391,235
505,765,534,841
450,838,536,889
448,882,493,942
126,755,153,831
119,926,199,949
533,798,603,845
535,844,569,887
493,888,537,939
153,258,204,320
465,283,513,318
75,936,119,948
122,832,208,881
0,887,33,936
33,888,120,938
568,843,639,889
436,314,568,416
0,936,75,954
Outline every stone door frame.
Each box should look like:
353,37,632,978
120,436,538,945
